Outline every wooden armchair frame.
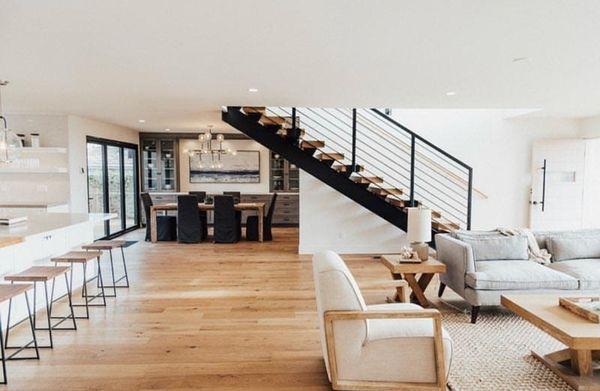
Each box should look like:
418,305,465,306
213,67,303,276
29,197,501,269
323,309,446,390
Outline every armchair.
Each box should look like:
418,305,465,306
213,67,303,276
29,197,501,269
312,251,452,390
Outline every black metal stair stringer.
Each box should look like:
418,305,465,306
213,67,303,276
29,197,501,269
222,107,408,231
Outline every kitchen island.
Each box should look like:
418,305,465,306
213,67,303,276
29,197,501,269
0,212,114,324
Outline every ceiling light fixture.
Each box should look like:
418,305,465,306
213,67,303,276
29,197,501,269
165,128,171,132
138,119,146,123
445,91,457,96
512,57,530,63
248,88,258,93
0,80,22,163
187,125,236,169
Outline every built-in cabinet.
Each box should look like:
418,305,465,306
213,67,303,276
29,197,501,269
270,152,299,192
141,138,179,192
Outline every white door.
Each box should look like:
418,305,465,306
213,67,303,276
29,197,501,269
529,139,586,230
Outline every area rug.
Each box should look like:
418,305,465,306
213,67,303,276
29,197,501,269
441,305,571,390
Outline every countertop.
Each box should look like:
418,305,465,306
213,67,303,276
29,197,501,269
0,202,68,208
0,237,23,249
0,213,115,239
149,192,299,195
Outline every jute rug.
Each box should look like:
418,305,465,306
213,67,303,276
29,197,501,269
440,303,572,390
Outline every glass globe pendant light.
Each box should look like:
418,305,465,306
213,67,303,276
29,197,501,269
0,80,22,163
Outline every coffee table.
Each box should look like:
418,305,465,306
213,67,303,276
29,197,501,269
502,294,600,390
381,255,446,307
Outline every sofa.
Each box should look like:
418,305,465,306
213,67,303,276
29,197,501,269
435,229,600,323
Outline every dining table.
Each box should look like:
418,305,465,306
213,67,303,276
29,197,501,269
150,202,266,243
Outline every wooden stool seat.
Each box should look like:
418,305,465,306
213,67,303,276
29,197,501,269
5,267,70,282
81,240,126,250
0,283,33,303
51,251,103,263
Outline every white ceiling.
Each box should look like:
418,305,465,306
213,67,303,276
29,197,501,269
1,0,600,132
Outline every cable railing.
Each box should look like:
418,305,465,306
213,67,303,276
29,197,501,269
264,106,473,229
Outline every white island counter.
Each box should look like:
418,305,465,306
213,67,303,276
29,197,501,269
0,212,114,323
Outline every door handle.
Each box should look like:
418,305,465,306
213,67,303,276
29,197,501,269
540,159,547,212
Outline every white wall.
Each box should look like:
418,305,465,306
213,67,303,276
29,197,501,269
579,115,600,138
178,138,270,193
299,110,580,254
299,171,408,254
67,115,138,213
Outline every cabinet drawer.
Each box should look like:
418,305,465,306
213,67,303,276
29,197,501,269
273,215,299,225
276,194,298,201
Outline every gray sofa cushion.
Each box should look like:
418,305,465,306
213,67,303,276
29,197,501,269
465,261,578,290
546,259,600,289
548,236,600,261
534,229,600,250
459,236,528,261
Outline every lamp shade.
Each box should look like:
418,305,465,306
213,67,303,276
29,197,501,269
407,207,432,243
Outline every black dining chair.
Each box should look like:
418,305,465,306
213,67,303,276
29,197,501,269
177,195,205,243
189,191,209,239
141,193,177,241
246,193,277,241
223,191,241,204
213,195,241,243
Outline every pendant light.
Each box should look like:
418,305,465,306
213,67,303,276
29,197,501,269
0,80,22,163
188,125,237,168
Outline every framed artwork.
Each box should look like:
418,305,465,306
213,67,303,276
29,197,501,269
189,150,260,183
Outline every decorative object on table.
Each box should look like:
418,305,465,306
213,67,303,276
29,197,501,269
559,296,600,323
15,134,26,147
29,133,40,148
397,245,420,263
0,215,28,225
407,206,432,261
186,125,237,170
0,80,23,163
189,150,259,183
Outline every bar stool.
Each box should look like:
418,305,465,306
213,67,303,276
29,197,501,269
51,251,106,319
4,266,75,349
82,240,130,296
0,283,39,384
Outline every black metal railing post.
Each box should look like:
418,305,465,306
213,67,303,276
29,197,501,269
291,107,297,143
467,167,473,230
409,134,416,206
351,108,357,171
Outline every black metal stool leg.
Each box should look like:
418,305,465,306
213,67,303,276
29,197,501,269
5,291,40,359
3,295,12,350
0,314,7,385
120,246,130,288
43,281,53,348
97,256,107,306
24,292,40,359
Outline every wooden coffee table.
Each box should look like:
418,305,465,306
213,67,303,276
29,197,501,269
502,294,600,390
381,255,446,307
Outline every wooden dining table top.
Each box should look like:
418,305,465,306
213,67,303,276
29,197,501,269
151,202,266,211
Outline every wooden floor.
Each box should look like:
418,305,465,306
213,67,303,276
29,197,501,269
3,228,419,390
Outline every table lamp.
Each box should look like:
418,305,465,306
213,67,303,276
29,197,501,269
407,206,432,262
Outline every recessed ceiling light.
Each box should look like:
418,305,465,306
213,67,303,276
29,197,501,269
512,57,530,63
165,128,171,131
138,119,146,123
445,91,457,96
248,88,259,93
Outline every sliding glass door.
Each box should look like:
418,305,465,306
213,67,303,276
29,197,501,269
86,137,139,238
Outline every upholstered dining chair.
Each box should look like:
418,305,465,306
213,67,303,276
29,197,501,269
177,195,205,243
223,191,241,204
312,251,453,390
189,191,208,239
213,195,241,243
140,193,177,241
246,193,277,241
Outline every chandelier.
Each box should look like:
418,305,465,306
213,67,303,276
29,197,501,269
187,125,236,169
0,80,22,164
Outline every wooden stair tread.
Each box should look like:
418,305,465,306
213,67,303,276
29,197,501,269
352,176,384,184
432,221,460,232
300,140,325,149
259,115,286,126
386,198,407,207
432,210,442,219
317,152,344,161
368,187,403,196
242,106,265,115
333,164,364,173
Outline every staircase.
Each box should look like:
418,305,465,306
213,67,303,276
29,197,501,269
222,106,473,238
